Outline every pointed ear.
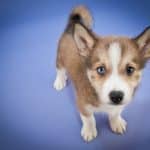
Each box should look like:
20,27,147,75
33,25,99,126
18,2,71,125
73,24,95,57
134,26,150,60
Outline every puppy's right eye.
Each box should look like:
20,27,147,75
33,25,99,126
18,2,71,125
97,66,106,75
126,66,135,76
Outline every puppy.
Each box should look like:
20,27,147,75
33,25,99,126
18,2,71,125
53,5,150,142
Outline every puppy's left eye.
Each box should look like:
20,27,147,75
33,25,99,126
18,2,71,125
97,66,106,75
126,66,135,75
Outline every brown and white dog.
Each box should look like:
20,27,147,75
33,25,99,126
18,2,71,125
53,5,150,142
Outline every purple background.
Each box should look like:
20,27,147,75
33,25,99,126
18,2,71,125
1,0,150,150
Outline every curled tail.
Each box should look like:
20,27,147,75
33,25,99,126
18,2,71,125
65,5,93,32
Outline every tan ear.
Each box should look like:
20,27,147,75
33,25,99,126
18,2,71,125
73,24,95,57
134,26,150,60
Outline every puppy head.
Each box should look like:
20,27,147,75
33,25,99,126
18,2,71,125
74,24,150,106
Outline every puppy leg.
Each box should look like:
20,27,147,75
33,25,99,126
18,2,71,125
53,68,67,91
53,50,67,90
80,113,97,142
108,108,127,134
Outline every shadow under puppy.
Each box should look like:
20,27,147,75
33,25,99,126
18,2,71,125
54,5,150,142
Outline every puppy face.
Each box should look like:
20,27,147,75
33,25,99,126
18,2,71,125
87,39,143,105
74,24,150,106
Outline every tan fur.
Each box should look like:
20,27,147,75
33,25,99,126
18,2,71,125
57,32,99,116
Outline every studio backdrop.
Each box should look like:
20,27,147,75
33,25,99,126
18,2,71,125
1,0,150,150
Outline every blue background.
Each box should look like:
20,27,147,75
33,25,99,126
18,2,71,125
1,0,150,150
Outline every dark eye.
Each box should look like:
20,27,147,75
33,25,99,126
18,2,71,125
97,66,106,75
126,66,135,75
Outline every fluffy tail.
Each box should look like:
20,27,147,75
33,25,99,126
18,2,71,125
66,5,93,32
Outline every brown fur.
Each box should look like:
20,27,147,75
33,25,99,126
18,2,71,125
56,32,99,116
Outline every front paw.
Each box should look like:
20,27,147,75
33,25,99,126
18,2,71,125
53,76,67,91
109,117,127,134
81,126,97,142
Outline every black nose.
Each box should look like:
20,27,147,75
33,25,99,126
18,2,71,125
109,91,124,104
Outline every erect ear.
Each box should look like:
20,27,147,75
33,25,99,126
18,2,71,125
134,26,150,60
73,23,96,57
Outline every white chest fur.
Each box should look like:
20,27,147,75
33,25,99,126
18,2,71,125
86,104,125,116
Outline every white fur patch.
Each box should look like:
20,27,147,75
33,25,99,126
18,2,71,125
80,114,97,142
85,103,127,134
101,42,133,105
53,68,67,91
86,103,124,114
85,104,127,134
109,115,127,134
109,42,121,73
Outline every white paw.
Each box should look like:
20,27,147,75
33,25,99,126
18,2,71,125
81,126,97,142
53,76,67,91
110,117,127,134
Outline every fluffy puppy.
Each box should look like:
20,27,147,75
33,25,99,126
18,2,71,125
54,5,150,142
